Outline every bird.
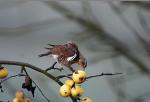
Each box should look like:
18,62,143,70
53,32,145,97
39,41,87,72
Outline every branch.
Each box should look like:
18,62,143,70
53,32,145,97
86,73,122,79
0,60,63,85
121,1,150,9
45,62,63,72
56,74,72,79
0,73,26,93
0,73,26,84
0,60,77,102
56,73,122,80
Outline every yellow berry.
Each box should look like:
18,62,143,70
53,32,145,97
59,84,71,97
65,79,74,87
0,67,8,79
71,85,84,98
13,97,24,102
72,70,87,84
24,98,31,102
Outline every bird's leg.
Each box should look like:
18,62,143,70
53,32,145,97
68,66,75,72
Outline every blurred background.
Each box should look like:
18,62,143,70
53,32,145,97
0,1,150,102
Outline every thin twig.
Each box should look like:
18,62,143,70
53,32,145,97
0,74,26,84
56,73,122,80
32,80,50,102
22,66,29,76
45,62,63,72
86,73,122,79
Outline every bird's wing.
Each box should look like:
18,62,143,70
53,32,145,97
67,52,77,61
50,45,79,61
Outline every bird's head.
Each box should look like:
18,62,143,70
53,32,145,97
66,41,78,49
78,57,87,68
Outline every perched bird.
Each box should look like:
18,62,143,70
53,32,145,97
39,41,87,72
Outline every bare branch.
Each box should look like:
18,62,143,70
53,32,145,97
0,73,26,84
56,73,122,80
0,60,77,102
45,62,63,72
56,74,72,80
0,60,62,85
86,73,122,79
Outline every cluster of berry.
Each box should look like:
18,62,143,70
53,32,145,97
59,70,92,102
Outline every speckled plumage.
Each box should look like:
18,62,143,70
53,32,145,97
39,41,87,71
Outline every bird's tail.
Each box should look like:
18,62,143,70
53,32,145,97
48,44,55,46
38,51,51,57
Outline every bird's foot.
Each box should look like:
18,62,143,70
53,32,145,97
68,66,75,73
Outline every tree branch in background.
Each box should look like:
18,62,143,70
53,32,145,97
121,1,150,10
137,7,150,36
109,2,150,56
45,1,150,76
